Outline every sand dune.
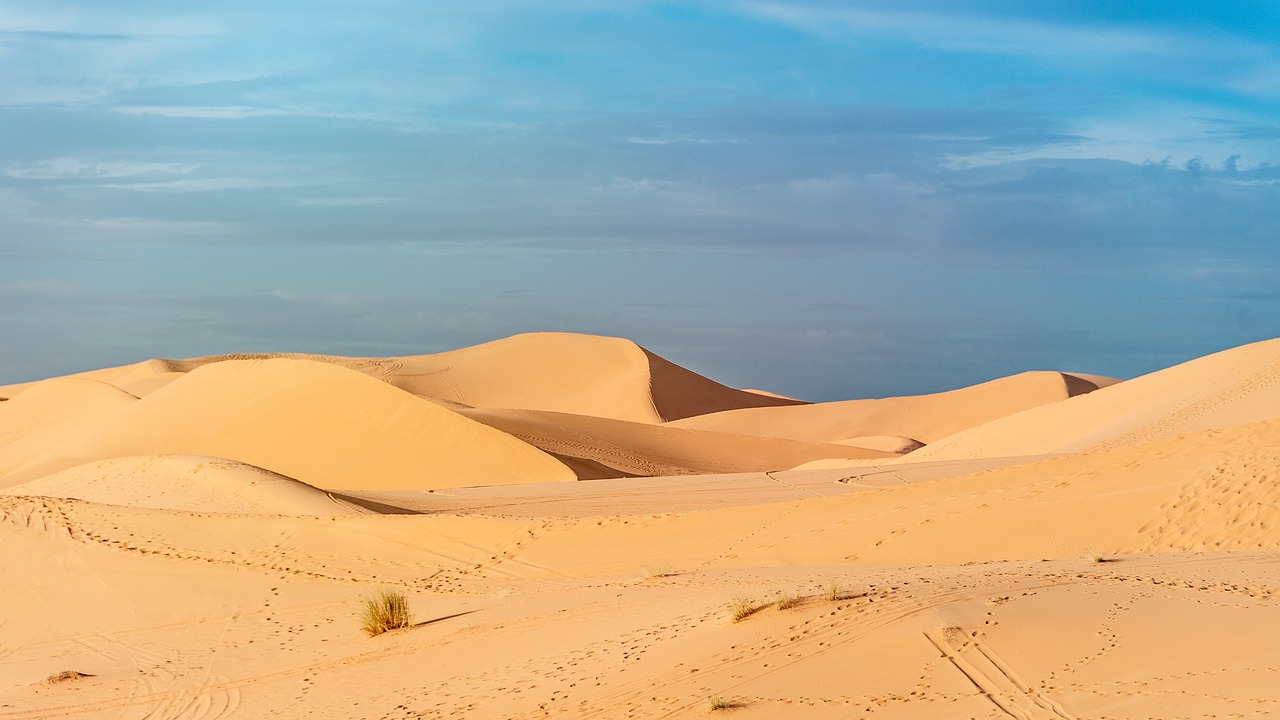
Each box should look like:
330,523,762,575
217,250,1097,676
367,333,803,422
2,358,575,491
907,337,1280,461
5,334,1280,719
3,333,803,425
0,376,138,477
0,454,364,514
669,370,1114,445
459,406,893,479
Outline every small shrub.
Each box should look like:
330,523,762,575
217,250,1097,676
361,588,412,637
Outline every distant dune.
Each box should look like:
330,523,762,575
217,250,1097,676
4,333,1280,719
669,370,1116,445
908,337,1280,461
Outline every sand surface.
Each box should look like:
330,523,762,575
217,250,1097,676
3,332,1280,719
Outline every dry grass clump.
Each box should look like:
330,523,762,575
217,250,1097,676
643,562,677,579
704,695,741,712
730,596,766,623
825,578,848,601
774,590,803,610
361,588,412,637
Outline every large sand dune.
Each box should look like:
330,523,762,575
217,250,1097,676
4,334,1280,719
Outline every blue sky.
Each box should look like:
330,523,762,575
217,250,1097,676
2,1,1279,400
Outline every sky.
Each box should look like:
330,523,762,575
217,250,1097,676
2,1,1279,400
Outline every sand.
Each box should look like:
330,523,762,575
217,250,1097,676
3,332,1280,719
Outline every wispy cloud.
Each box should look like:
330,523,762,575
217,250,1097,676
111,105,293,120
741,2,1168,57
625,136,743,145
6,158,198,180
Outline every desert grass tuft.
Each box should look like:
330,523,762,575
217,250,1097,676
643,562,676,579
361,588,412,637
774,589,803,610
1087,550,1116,564
704,695,740,712
730,596,766,623
825,578,846,602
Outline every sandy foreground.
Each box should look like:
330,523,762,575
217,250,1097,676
2,332,1280,718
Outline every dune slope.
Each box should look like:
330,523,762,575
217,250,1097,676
0,377,137,477
459,407,894,479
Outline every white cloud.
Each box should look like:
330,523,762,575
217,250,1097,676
941,108,1280,170
99,177,296,193
6,158,199,180
112,105,292,119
